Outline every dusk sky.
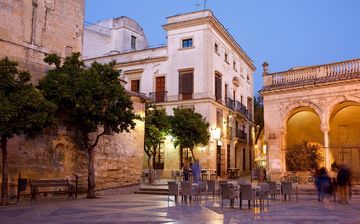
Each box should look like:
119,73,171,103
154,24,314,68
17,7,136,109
85,0,360,93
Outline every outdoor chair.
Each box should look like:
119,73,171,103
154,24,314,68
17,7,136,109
258,183,270,208
207,180,216,199
168,181,179,205
268,181,280,201
181,181,194,204
239,184,260,209
218,180,228,197
195,181,207,202
281,182,293,200
219,183,238,209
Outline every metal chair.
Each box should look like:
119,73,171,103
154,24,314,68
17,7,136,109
239,184,259,209
196,181,207,202
268,181,280,201
207,180,216,199
258,183,270,208
219,183,238,209
181,181,194,204
281,181,293,200
167,181,179,205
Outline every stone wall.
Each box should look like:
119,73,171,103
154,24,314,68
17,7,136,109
0,0,84,81
0,95,145,196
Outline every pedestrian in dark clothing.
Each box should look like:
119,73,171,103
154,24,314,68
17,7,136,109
337,165,351,204
315,167,331,202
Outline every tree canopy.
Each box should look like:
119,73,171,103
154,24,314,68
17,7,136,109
0,57,56,205
144,105,170,182
286,141,323,171
169,108,209,159
38,53,137,198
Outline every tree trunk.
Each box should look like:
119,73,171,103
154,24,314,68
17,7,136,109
190,148,196,161
147,155,154,183
1,137,8,206
87,147,96,198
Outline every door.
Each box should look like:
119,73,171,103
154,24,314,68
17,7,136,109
155,76,165,102
216,145,222,176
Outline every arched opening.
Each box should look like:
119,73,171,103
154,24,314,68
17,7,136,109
285,108,323,171
286,108,322,147
329,102,360,171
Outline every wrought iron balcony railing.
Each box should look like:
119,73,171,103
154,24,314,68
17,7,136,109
236,129,247,143
234,101,248,118
149,91,168,103
225,97,234,110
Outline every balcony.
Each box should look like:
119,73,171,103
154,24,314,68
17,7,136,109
234,101,248,118
235,129,247,143
149,91,168,103
225,97,234,110
262,59,360,91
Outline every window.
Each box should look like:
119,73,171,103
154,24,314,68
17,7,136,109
216,109,223,129
182,38,193,48
131,79,140,93
233,61,236,71
131,35,136,50
225,53,229,63
154,142,165,169
179,70,194,100
227,144,231,169
215,73,222,102
214,43,219,53
225,84,228,100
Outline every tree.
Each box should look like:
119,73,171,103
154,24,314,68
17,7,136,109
38,53,137,198
144,105,170,183
254,94,264,143
0,57,56,205
169,108,210,160
286,141,323,171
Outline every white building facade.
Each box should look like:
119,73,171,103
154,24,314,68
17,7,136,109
84,10,256,178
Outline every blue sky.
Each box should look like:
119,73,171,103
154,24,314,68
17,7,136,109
85,0,360,93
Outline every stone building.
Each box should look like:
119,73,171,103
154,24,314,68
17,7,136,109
261,59,360,180
0,0,84,81
84,10,256,179
0,0,146,196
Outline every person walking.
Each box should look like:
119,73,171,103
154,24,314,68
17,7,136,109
315,167,331,202
191,159,202,183
183,159,190,181
337,165,351,204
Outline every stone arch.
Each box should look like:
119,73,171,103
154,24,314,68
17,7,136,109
327,95,360,124
285,107,323,148
281,101,323,130
328,99,360,171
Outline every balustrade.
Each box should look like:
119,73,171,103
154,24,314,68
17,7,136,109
265,59,360,88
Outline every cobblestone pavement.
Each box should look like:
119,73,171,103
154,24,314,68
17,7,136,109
0,194,359,224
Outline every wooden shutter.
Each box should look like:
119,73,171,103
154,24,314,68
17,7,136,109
131,80,140,93
179,71,193,100
215,74,222,102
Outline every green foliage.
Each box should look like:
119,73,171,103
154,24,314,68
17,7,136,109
0,57,56,205
254,94,264,143
286,141,323,171
144,105,170,151
0,57,56,139
169,108,210,151
38,53,136,146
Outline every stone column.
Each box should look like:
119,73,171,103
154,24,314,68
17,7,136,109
321,125,331,170
279,128,287,172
